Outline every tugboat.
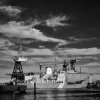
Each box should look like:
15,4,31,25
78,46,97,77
0,43,27,93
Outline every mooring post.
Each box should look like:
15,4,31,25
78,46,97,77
34,81,36,94
39,63,42,78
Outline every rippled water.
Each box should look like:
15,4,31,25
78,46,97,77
0,89,100,100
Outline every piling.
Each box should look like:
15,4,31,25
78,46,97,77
34,81,36,94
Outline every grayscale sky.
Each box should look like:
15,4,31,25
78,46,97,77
0,0,100,76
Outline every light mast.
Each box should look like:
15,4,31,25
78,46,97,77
11,43,27,82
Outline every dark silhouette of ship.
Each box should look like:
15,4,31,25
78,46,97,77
0,43,27,93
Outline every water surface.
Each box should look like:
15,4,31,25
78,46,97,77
0,89,100,100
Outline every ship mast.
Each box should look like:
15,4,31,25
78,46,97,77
54,45,59,71
55,56,58,67
18,43,23,57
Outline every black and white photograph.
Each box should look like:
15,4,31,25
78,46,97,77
0,0,100,100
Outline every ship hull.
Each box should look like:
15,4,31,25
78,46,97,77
0,84,27,93
26,79,88,91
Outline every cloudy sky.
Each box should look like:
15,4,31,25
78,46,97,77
0,0,100,76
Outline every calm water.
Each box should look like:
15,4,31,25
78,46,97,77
0,89,100,100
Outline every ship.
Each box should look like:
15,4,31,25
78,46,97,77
25,58,90,90
0,43,27,93
0,56,27,94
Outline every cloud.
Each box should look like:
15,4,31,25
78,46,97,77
0,5,21,17
26,18,42,27
19,39,33,44
68,37,97,44
0,38,14,48
0,47,55,64
27,14,69,31
0,56,12,62
58,47,100,56
38,45,45,49
54,37,96,49
0,49,18,57
25,48,54,56
27,14,69,30
27,57,55,64
75,56,98,61
82,62,100,67
0,0,10,5
0,21,67,44
45,15,69,28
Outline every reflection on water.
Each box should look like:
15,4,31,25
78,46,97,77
0,89,100,100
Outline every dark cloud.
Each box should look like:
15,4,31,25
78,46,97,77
0,0,100,76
